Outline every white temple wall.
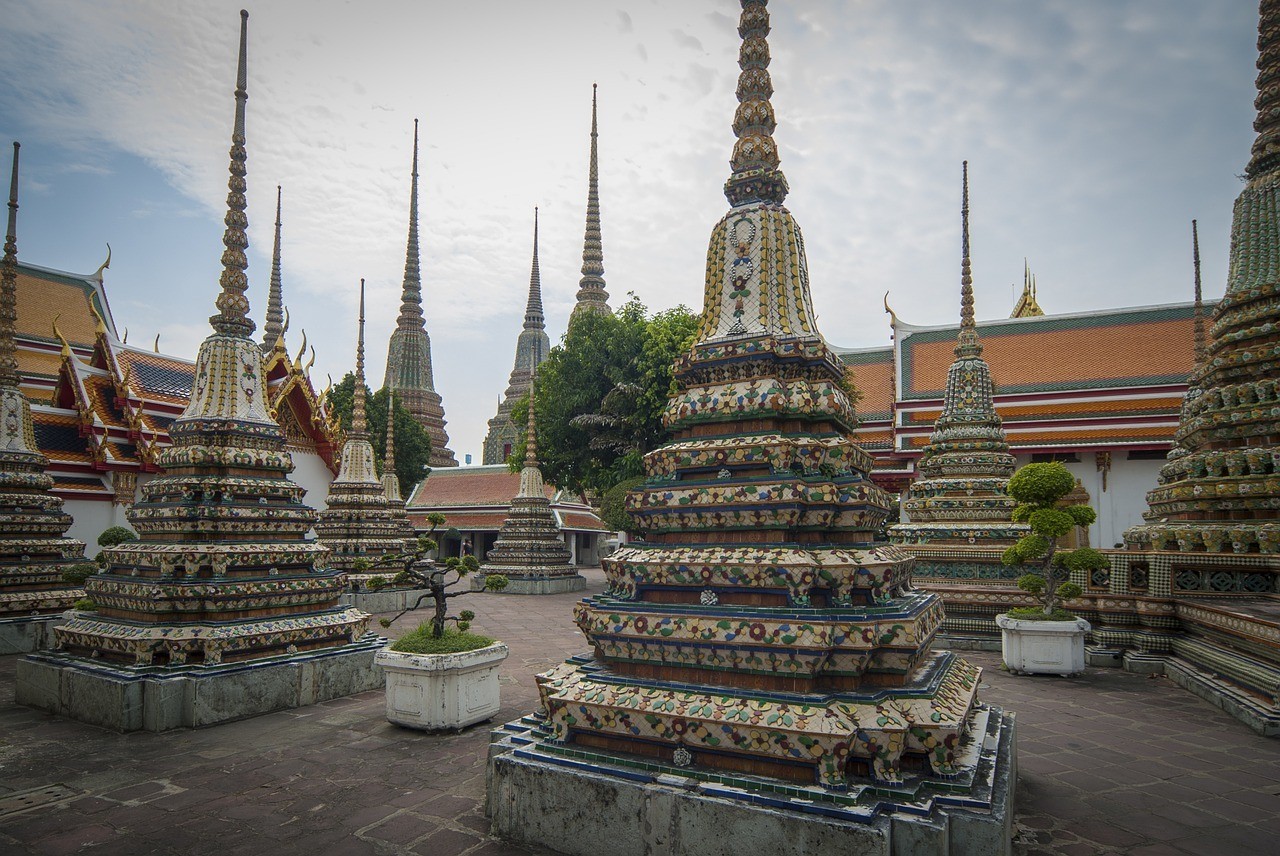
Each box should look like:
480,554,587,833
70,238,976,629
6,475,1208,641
291,449,337,512
1009,453,1165,549
63,500,129,555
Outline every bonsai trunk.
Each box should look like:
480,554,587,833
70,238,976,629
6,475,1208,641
431,580,448,638
1041,536,1061,616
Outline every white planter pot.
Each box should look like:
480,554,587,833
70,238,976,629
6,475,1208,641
376,641,509,730
995,614,1090,677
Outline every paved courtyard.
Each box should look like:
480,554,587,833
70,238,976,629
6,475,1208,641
1,568,1277,856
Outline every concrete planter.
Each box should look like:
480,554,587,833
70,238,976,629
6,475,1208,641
376,641,508,730
995,614,1090,677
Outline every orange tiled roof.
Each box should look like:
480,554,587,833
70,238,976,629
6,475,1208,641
838,347,893,419
410,510,510,531
14,266,108,347
407,466,555,507
559,510,612,532
900,395,1187,426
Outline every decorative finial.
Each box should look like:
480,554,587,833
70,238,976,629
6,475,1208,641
1192,219,1205,367
724,0,788,206
262,184,284,351
524,374,538,469
955,161,981,358
0,141,22,387
52,315,72,357
573,83,610,318
1248,0,1280,179
93,243,112,281
883,291,898,328
122,327,128,344
352,279,367,437
154,333,160,353
524,207,544,330
210,9,255,338
294,329,308,368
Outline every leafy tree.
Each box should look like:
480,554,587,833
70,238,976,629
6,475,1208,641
1001,462,1108,619
326,374,433,496
599,476,646,534
510,295,698,497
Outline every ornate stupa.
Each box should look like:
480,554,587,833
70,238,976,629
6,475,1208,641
17,11,381,731
482,210,550,465
0,141,87,651
479,376,583,593
383,120,457,468
315,280,417,576
571,85,610,321
492,8,1011,842
888,164,1029,639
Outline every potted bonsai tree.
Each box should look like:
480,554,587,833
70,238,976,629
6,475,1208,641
372,529,510,731
996,461,1109,676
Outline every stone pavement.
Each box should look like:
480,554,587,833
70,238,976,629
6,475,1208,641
1,568,1277,856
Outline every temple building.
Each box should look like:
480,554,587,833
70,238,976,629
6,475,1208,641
478,379,584,593
482,211,550,465
570,85,610,321
16,10,381,732
383,120,457,469
887,164,1028,640
490,4,1014,852
0,141,87,653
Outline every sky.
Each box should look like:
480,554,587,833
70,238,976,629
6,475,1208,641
0,1,1259,465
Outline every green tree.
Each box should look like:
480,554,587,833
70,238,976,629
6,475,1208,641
1001,462,1108,618
510,296,697,498
326,374,434,496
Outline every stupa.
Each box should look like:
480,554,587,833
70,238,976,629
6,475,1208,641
260,185,286,352
0,141,87,653
488,4,1014,852
315,281,418,584
571,85,611,321
888,164,1028,642
16,11,382,731
482,210,550,465
479,377,583,594
383,120,457,468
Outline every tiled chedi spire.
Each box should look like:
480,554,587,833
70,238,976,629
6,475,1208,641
571,84,610,320
53,11,373,667
383,119,457,468
315,280,417,572
261,185,284,352
535,0,986,789
482,209,551,465
480,375,578,584
889,163,1026,549
1126,0,1280,557
382,391,404,503
0,141,87,622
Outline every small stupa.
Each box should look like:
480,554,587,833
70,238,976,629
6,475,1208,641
0,141,88,653
571,85,611,321
315,280,418,578
17,11,382,731
260,185,286,352
479,375,583,594
888,163,1029,639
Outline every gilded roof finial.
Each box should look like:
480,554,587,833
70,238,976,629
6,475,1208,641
1011,258,1044,318
153,333,160,353
93,243,111,281
52,315,72,357
210,10,255,338
955,161,982,358
524,207,544,330
573,84,610,318
883,291,898,328
262,185,284,351
352,279,368,438
724,0,788,206
0,142,22,388
294,329,308,368
1248,0,1280,179
1192,219,1206,367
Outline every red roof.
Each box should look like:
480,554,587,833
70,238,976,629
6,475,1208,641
408,465,554,506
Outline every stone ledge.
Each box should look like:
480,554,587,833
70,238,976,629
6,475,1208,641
472,574,586,595
339,587,430,614
15,637,386,732
0,613,66,655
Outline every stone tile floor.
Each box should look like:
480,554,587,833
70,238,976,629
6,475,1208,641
1,568,1278,855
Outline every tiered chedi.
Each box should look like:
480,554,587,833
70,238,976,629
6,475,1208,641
571,85,610,321
315,280,417,574
383,120,457,468
0,141,86,633
1125,0,1280,558
483,210,550,465
534,0,986,788
480,377,583,592
260,185,285,352
888,164,1028,634
50,11,371,668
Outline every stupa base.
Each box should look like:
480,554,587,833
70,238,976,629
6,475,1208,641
340,586,432,614
473,573,586,595
0,612,67,655
486,704,1017,856
15,634,386,732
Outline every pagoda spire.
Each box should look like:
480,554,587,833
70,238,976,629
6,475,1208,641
210,9,254,338
955,161,981,358
1,142,21,388
1248,0,1280,179
524,374,538,470
382,392,401,502
1192,219,1205,366
524,207,544,330
352,279,368,438
261,185,284,351
397,118,425,330
572,84,610,318
724,0,788,206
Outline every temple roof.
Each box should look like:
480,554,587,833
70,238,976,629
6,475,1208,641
406,465,609,533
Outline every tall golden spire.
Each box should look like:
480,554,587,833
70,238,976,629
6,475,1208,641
352,278,367,438
573,84,610,318
0,142,21,388
262,185,284,351
955,161,981,358
210,10,254,338
724,0,788,206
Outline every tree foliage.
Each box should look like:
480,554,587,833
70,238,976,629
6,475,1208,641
510,295,699,497
326,374,434,496
599,476,646,534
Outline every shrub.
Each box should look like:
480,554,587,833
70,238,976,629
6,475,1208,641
97,526,137,548
74,597,98,611
366,576,388,591
61,563,98,586
599,477,645,534
389,625,495,655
